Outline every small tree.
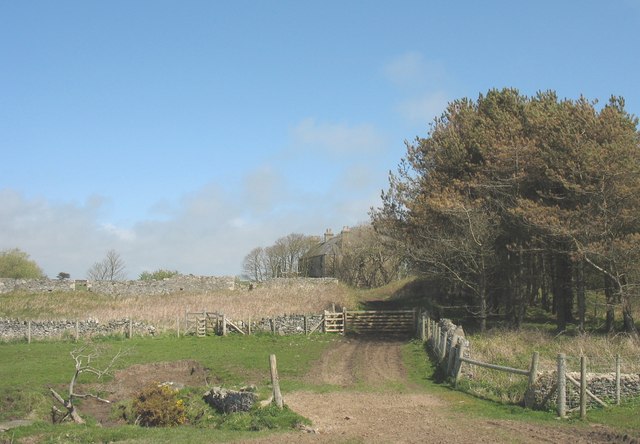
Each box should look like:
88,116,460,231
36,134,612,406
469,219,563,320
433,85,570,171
337,225,405,289
0,248,45,279
87,249,126,281
242,247,266,281
50,346,125,424
57,272,71,280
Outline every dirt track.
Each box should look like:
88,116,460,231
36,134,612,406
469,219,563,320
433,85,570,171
243,337,639,444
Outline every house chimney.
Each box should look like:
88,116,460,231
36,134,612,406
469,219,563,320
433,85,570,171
341,226,350,244
324,228,334,242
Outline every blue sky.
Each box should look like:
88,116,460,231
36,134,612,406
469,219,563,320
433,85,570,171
2,0,639,279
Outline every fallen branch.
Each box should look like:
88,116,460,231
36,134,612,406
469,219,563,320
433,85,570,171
49,346,127,424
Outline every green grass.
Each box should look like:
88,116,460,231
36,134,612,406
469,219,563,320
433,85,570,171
0,333,336,443
0,333,336,396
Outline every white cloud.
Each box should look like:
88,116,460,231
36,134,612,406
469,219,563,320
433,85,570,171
396,91,449,124
291,118,386,159
383,52,451,125
242,165,286,214
100,223,136,242
383,51,446,89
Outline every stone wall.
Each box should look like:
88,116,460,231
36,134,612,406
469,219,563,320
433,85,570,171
236,314,324,335
0,318,156,341
0,275,236,296
527,370,640,410
0,313,326,341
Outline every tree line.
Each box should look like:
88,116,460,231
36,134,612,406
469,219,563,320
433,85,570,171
372,89,640,335
241,226,404,287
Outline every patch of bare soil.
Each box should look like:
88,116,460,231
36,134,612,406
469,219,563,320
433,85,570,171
78,359,210,426
242,337,639,444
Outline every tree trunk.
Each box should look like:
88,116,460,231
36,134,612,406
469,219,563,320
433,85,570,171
619,276,638,338
50,388,85,424
540,253,551,312
576,260,586,333
622,297,638,337
604,274,616,333
553,251,573,331
478,272,487,333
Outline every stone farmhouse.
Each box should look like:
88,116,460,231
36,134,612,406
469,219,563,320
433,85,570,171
301,227,350,278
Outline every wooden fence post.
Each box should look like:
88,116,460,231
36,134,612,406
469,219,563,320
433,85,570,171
222,314,227,336
580,356,587,419
176,315,180,338
439,329,447,362
247,317,252,335
453,340,466,387
421,317,426,342
75,320,80,342
527,351,539,392
342,307,347,336
128,318,133,339
615,354,621,405
447,333,460,376
524,351,539,409
322,310,327,333
557,353,566,418
269,354,284,409
27,320,32,344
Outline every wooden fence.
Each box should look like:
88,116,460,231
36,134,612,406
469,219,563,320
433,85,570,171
419,314,539,399
419,313,640,419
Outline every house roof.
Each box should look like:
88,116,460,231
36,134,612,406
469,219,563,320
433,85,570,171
303,233,343,259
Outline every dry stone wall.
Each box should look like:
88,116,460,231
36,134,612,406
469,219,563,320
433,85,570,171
247,314,324,335
0,275,236,296
527,370,640,410
0,318,156,341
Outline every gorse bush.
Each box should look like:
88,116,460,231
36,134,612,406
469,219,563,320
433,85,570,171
132,383,186,427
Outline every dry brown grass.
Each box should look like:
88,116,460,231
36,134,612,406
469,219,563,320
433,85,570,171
0,280,358,328
459,327,640,403
468,328,640,372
